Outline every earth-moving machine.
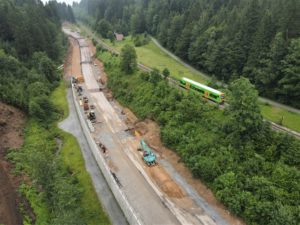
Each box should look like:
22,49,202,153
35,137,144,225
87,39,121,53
140,139,156,166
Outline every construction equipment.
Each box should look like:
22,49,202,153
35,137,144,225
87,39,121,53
77,85,83,96
140,139,156,166
71,76,77,84
87,110,96,123
83,96,89,110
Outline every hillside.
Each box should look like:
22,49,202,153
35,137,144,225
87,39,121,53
74,0,300,108
0,1,109,224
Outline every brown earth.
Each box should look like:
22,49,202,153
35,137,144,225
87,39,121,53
66,37,82,79
147,165,185,198
0,103,26,225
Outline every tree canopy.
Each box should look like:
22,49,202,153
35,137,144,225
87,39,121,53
120,44,137,74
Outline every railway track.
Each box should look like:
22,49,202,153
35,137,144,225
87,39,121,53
84,26,300,140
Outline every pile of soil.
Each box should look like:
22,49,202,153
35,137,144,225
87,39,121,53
148,165,185,198
0,103,25,225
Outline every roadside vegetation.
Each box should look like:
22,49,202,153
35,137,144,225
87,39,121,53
9,81,110,225
0,0,109,224
97,48,300,225
81,24,207,83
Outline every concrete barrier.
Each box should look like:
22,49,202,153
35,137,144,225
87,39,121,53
71,83,143,225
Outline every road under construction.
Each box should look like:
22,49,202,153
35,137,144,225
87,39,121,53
62,26,243,225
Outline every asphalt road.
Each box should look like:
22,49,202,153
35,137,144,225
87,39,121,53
59,88,128,225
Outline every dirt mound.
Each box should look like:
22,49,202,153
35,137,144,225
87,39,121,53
0,102,26,225
135,120,165,154
123,108,138,125
148,165,185,198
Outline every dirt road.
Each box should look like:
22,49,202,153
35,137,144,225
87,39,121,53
0,103,25,225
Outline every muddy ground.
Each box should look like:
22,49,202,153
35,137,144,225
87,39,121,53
0,103,25,225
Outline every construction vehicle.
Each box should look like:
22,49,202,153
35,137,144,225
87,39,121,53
71,76,77,84
140,139,156,166
76,76,84,83
87,110,96,123
83,102,89,111
83,96,89,110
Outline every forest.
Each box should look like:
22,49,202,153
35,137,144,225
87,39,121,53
74,0,300,108
0,0,98,224
97,46,300,225
0,0,75,112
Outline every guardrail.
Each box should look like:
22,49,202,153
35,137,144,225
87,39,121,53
71,82,143,225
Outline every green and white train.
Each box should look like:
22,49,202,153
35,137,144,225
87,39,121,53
179,77,225,104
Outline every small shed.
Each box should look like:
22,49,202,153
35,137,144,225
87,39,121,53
114,32,124,41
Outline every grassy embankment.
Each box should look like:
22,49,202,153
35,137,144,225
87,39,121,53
50,81,110,224
260,104,300,132
14,81,110,225
80,24,300,132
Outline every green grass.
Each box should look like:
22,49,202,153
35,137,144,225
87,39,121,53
260,103,300,132
50,81,111,225
51,81,69,118
101,36,207,83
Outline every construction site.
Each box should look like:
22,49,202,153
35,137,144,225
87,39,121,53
63,26,245,225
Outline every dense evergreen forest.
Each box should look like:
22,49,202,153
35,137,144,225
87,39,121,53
0,1,96,224
0,0,74,113
74,0,300,108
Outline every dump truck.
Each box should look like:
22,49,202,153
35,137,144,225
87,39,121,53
83,96,89,110
83,102,89,111
140,139,156,166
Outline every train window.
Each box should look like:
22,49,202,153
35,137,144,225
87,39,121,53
191,86,204,94
198,89,204,94
209,93,218,99
191,85,197,90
